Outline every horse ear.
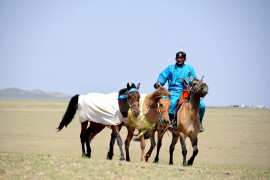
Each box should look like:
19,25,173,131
182,78,189,88
127,83,131,89
136,83,140,90
190,76,194,83
200,76,204,82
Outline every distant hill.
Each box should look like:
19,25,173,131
0,88,71,100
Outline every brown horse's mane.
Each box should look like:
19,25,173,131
149,87,170,101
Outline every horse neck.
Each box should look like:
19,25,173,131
189,92,201,112
143,95,159,124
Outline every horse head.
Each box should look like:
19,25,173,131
187,76,208,98
118,83,141,118
149,87,171,124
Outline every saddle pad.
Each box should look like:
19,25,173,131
78,92,123,125
125,94,156,130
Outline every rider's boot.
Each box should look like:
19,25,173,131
168,113,176,130
199,118,204,133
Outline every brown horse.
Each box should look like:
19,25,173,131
107,87,171,162
169,76,208,166
57,83,141,160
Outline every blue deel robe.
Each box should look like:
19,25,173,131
157,64,205,120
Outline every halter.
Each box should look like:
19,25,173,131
117,88,139,107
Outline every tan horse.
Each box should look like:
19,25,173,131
169,76,208,166
106,87,171,162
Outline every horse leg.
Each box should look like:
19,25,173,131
169,134,178,165
145,129,156,162
113,126,125,161
107,131,116,160
80,121,88,157
154,128,165,163
140,133,146,162
85,126,92,158
125,127,135,162
187,136,198,166
179,135,187,166
86,122,105,158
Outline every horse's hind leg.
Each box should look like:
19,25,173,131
80,121,88,157
187,136,198,166
85,126,92,158
169,134,178,165
86,122,105,158
179,135,187,166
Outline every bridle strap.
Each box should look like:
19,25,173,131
159,109,169,115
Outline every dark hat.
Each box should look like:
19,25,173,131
175,51,186,59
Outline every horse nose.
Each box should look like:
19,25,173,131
132,110,140,117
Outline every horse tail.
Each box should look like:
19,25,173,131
57,94,79,131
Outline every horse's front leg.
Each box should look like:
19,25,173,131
112,125,125,161
140,132,146,162
107,131,116,160
187,136,198,166
169,134,178,165
154,127,166,163
145,129,156,162
125,127,135,162
179,135,187,166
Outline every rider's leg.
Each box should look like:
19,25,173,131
199,99,206,132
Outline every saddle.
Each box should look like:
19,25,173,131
176,90,189,111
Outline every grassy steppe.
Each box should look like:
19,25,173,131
0,100,270,179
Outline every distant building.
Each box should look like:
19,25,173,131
255,105,265,109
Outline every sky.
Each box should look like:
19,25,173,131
0,0,270,108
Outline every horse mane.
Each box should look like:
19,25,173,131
149,87,170,101
118,88,128,96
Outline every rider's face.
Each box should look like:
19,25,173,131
176,56,186,65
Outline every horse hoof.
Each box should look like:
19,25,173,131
85,154,91,158
119,157,125,161
183,163,187,166
187,160,193,166
169,162,173,165
153,161,158,164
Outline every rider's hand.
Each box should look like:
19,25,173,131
154,82,161,89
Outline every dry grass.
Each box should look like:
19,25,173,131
0,100,270,179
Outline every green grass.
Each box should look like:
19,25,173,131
0,100,270,179
1,152,269,179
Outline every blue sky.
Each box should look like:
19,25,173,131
1,0,270,107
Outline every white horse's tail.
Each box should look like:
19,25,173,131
57,94,79,131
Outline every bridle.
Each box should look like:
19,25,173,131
118,88,140,108
157,95,170,123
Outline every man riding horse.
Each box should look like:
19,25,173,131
153,50,206,132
